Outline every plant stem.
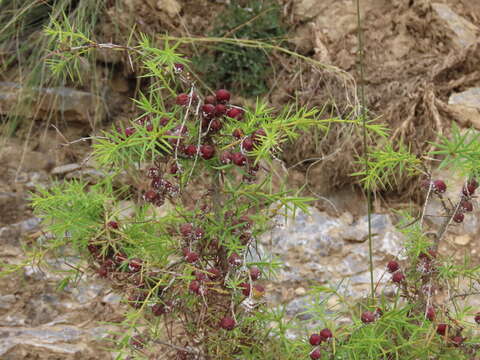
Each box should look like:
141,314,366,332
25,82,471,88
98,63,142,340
355,0,375,302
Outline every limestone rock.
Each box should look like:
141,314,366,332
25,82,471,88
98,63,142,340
432,3,479,48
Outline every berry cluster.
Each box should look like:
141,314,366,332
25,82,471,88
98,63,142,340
422,178,477,224
308,328,333,359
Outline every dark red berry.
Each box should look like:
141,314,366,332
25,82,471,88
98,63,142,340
387,260,399,273
185,251,199,263
475,313,480,324
249,267,261,281
460,200,473,212
231,152,247,166
437,323,448,336
361,311,375,324
129,258,143,272
180,223,193,237
215,89,230,103
242,137,254,152
453,212,464,223
202,104,215,118
309,333,322,346
125,127,136,137
392,271,405,283
433,180,447,193
451,335,464,347
207,267,221,280
184,144,197,157
462,183,476,196
239,282,251,296
215,104,227,116
200,144,215,160
146,122,153,131
419,249,437,260
426,306,435,321
193,227,205,240
227,107,244,120
320,328,333,340
175,93,190,106
144,190,159,203
160,117,170,126
232,128,244,139
219,316,236,330
107,221,119,229
189,280,201,294
204,95,216,105
194,270,207,282
468,178,478,190
209,119,223,132
310,348,321,360
228,252,242,266
220,151,232,164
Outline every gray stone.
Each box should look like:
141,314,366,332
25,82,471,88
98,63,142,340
449,88,480,109
0,82,104,124
432,3,479,48
294,0,323,21
51,163,81,175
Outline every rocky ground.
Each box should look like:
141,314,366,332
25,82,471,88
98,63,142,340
1,0,480,358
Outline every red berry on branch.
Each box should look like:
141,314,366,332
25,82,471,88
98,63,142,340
144,190,159,203
219,316,236,330
185,251,199,263
231,152,247,166
207,267,221,280
130,335,146,350
216,89,231,103
361,311,375,324
107,221,119,229
392,271,405,284
433,180,447,193
460,200,473,212
451,335,464,347
226,107,244,120
310,348,321,360
309,333,322,346
204,95,216,105
146,167,160,178
249,267,261,281
437,323,448,336
426,306,435,321
252,128,266,144
453,212,464,223
173,63,184,73
242,137,254,152
220,151,232,164
200,144,215,160
125,127,136,137
462,183,476,196
189,280,201,294
320,328,333,341
215,104,227,116
175,93,190,106
209,119,223,132
180,223,193,237
239,282,251,296
152,303,167,316
184,144,197,158
202,104,216,118
387,260,399,273
228,252,242,266
232,128,244,139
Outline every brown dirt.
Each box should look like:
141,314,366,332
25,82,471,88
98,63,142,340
277,0,480,203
